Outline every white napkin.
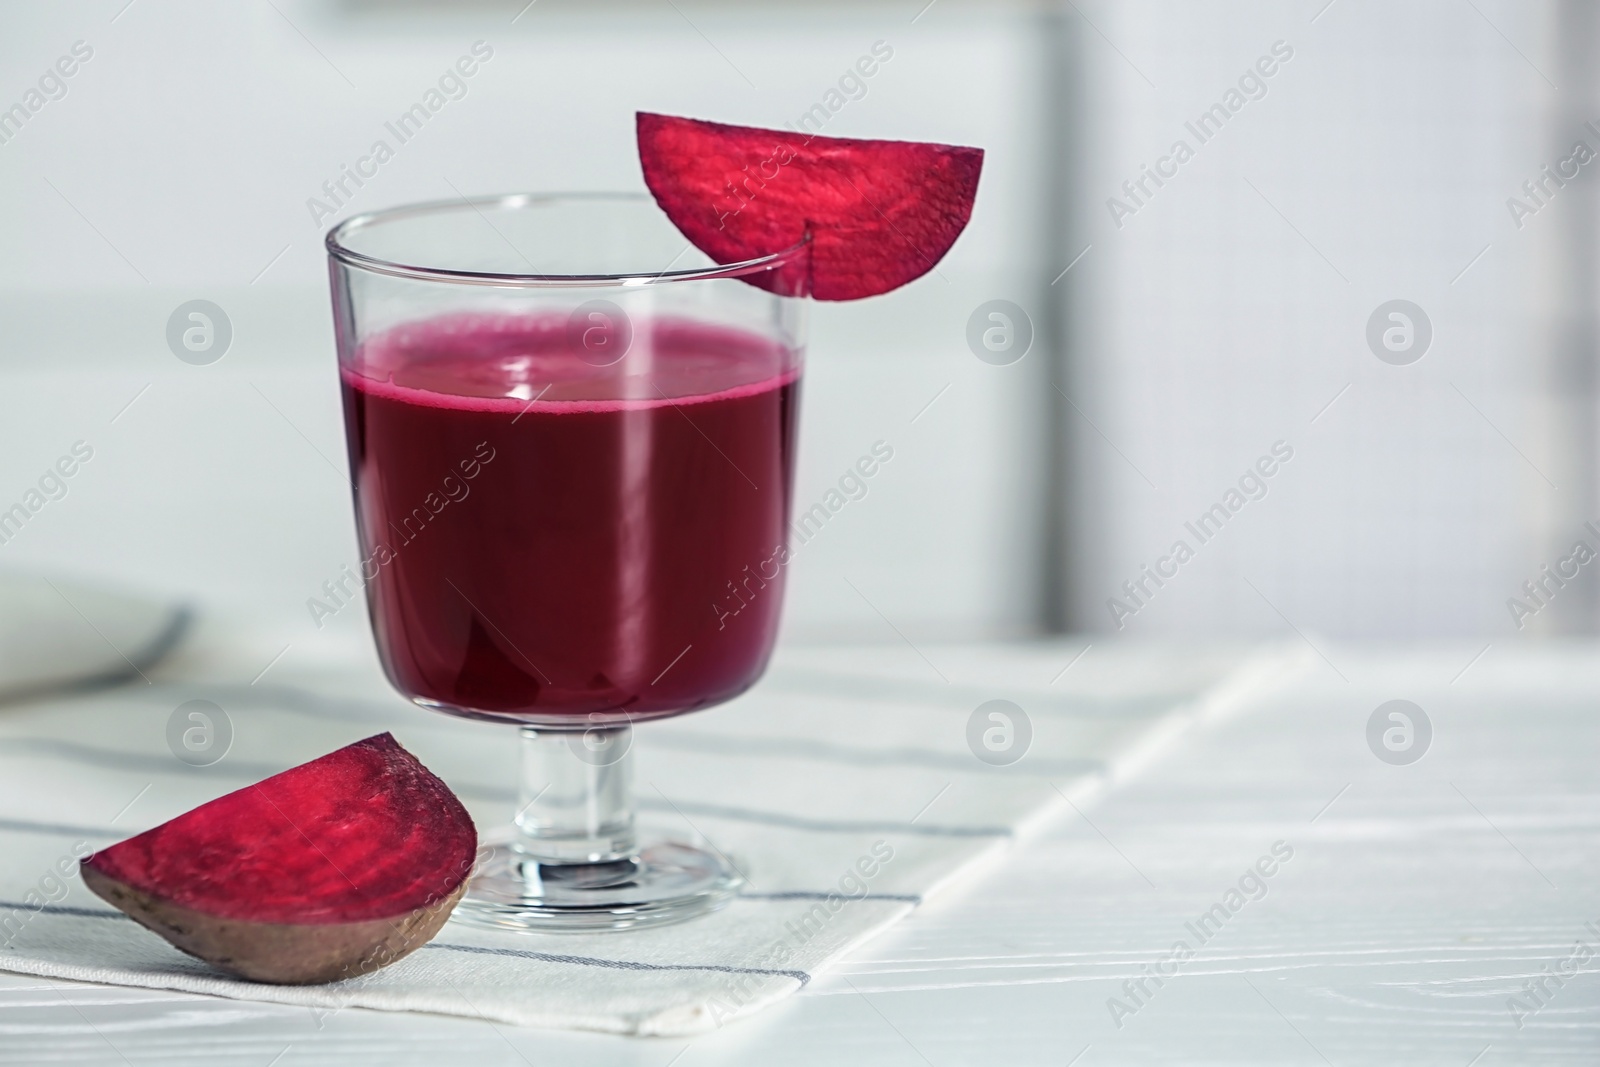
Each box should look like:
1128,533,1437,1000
0,626,1301,1035
0,571,189,703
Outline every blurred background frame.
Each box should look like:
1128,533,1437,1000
0,0,1594,647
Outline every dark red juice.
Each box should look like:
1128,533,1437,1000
340,312,801,724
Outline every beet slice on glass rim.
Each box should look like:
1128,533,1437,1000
637,111,984,301
81,733,477,985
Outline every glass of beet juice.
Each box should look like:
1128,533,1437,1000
326,194,807,930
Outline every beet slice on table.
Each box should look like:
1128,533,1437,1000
637,111,983,301
81,733,476,984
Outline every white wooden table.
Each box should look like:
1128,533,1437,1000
1,640,1595,1065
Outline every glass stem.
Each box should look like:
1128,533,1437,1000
513,725,637,866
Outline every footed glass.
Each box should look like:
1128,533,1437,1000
326,193,807,930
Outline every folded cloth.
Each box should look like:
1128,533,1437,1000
0,631,1301,1035
0,571,189,703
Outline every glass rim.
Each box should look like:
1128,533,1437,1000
325,191,810,289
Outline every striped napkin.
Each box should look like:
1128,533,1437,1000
0,616,1296,1036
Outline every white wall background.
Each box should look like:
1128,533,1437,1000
1059,0,1597,641
3,0,1594,649
0,0,1058,648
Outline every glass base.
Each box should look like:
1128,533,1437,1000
451,831,744,932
